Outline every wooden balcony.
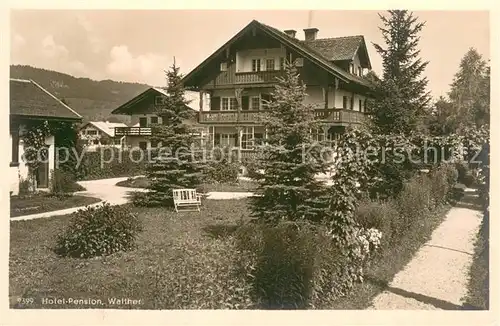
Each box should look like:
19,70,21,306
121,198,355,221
199,109,366,125
314,109,366,125
234,71,284,84
114,127,152,136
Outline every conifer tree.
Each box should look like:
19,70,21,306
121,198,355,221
371,10,431,135
250,59,330,223
139,60,206,207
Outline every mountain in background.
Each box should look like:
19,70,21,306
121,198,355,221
10,65,153,124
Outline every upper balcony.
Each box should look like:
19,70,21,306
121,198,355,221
234,71,284,84
114,127,152,137
198,109,366,125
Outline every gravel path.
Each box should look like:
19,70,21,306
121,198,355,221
11,177,254,221
369,195,482,310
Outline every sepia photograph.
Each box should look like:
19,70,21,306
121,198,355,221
4,4,494,324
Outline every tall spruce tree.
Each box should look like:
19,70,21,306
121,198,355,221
371,10,431,135
140,60,206,207
250,60,330,223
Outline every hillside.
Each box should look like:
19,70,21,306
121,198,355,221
10,65,152,124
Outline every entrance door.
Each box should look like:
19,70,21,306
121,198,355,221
36,146,50,188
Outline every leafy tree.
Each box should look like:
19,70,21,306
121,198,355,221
370,10,431,135
250,60,330,223
448,48,489,131
137,60,206,207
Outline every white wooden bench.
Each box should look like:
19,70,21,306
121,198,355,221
172,189,202,212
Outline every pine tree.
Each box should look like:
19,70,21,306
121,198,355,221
139,60,206,207
371,10,431,135
250,60,330,223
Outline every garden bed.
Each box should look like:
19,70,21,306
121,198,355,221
10,194,101,218
116,176,257,192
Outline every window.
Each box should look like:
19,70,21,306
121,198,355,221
343,96,348,109
87,130,97,135
280,57,285,70
139,117,148,127
139,142,148,150
349,63,354,74
221,97,238,111
250,96,260,110
155,96,165,106
294,57,304,67
220,134,235,147
150,140,159,148
113,138,121,145
241,127,255,150
358,67,363,76
252,59,261,72
265,58,275,71
150,116,159,124
310,128,325,142
359,99,363,112
220,62,228,71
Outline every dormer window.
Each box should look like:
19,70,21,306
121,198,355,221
349,63,355,74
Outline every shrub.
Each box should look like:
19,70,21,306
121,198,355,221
234,221,382,309
18,178,32,196
355,198,400,248
50,169,84,195
205,157,240,184
54,203,143,258
395,174,433,236
76,149,147,181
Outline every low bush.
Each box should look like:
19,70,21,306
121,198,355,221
76,149,147,181
50,169,85,195
205,158,240,184
18,178,32,196
234,221,382,309
355,198,400,249
54,203,143,258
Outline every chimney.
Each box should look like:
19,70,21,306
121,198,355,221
303,28,319,41
284,29,297,38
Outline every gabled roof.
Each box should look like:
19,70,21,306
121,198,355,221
80,121,128,137
182,20,373,89
304,35,372,69
10,78,82,121
111,87,198,115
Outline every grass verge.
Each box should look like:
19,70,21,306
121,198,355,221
10,194,101,218
462,225,489,310
116,176,257,192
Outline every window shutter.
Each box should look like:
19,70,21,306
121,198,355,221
211,97,221,110
342,96,347,109
241,96,249,110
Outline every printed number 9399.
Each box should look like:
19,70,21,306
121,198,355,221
17,297,35,304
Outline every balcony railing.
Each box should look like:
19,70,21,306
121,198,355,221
114,127,152,136
199,109,366,125
234,71,284,84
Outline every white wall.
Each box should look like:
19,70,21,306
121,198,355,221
236,48,286,72
10,131,55,195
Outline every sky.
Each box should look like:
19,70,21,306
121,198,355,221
10,10,490,99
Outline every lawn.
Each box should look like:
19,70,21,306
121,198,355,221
10,194,102,218
462,223,489,310
10,197,450,309
10,199,250,309
116,176,258,192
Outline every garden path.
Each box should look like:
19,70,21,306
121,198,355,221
11,177,254,221
368,189,482,310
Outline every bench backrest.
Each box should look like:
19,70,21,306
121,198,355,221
173,189,198,203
